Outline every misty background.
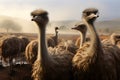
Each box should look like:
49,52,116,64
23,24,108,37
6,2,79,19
0,0,120,34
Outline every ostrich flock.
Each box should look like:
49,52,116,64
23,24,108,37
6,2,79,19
0,8,120,80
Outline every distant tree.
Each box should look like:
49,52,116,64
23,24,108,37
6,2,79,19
0,19,22,33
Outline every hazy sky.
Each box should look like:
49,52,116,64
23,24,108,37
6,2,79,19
0,0,120,21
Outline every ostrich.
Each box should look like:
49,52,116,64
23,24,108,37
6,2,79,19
102,33,120,46
47,27,59,47
111,33,120,48
56,23,88,54
31,9,74,80
25,39,38,64
19,36,30,53
72,8,120,80
54,27,59,45
1,36,22,74
71,23,87,48
15,36,30,64
110,33,120,45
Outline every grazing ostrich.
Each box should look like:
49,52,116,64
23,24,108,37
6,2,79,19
71,23,87,48
25,39,38,64
31,9,74,80
47,27,59,47
1,36,22,74
72,8,120,80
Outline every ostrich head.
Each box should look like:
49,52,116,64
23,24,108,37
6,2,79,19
111,33,120,45
55,27,59,31
55,27,59,33
82,8,99,22
72,23,87,34
112,33,120,40
31,9,49,26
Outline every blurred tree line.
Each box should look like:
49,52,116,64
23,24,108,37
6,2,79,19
0,19,22,33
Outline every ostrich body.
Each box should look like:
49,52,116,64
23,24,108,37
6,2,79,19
61,40,78,54
25,39,38,64
47,27,59,47
47,37,55,47
31,9,74,80
72,23,87,48
19,36,30,52
102,33,120,48
72,8,120,80
1,35,29,74
75,37,90,48
1,36,22,73
17,36,30,63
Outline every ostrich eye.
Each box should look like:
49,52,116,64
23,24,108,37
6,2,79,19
94,11,97,14
33,15,35,18
86,12,90,16
33,15,37,18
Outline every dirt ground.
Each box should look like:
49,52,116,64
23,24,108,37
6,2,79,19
0,64,32,80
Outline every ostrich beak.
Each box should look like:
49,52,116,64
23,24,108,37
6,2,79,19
31,18,34,21
71,27,77,30
31,16,37,21
91,13,99,18
71,27,75,29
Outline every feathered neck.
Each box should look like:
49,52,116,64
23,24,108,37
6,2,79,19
36,22,49,63
79,31,86,48
82,18,103,58
55,30,58,45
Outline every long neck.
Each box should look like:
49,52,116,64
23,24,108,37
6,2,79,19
79,31,86,48
37,23,49,62
55,30,58,45
83,19,103,57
